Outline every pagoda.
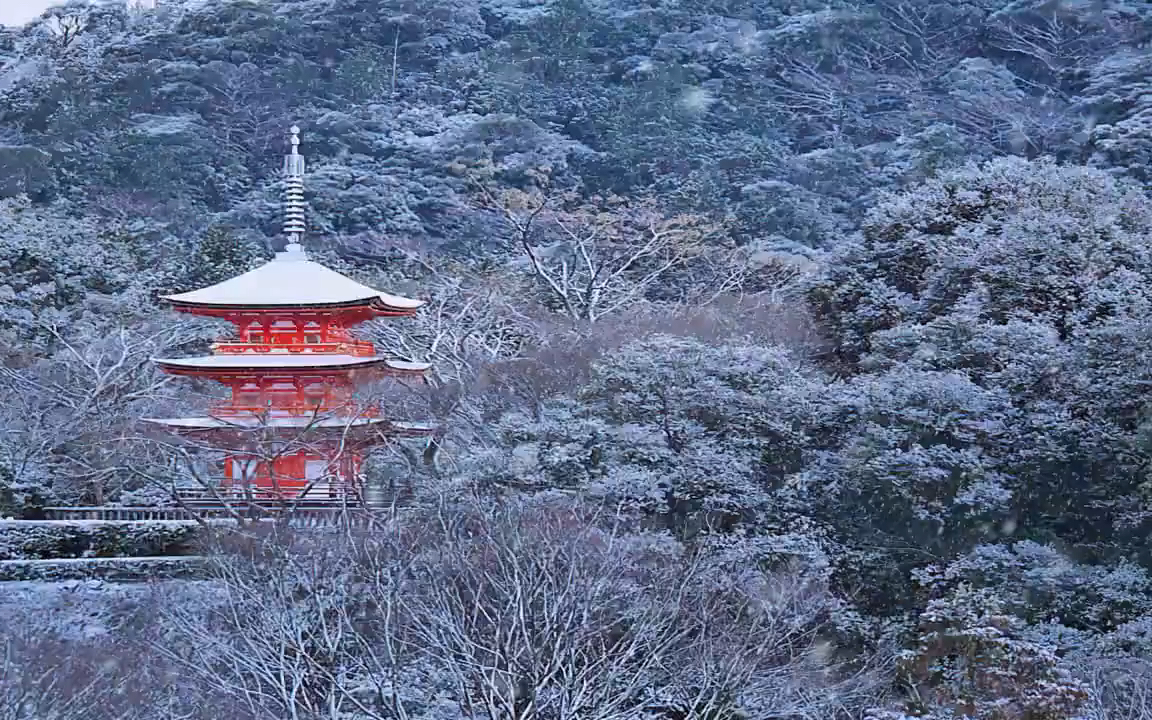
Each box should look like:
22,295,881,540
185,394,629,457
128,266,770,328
143,126,436,502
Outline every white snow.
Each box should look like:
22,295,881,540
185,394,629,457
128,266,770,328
141,416,395,429
163,248,424,310
0,556,207,565
384,359,431,371
390,421,440,432
0,59,43,91
151,354,432,371
0,519,196,527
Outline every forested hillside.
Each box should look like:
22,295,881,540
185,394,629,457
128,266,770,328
3,0,1152,718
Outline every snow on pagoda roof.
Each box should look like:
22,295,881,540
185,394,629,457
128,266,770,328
141,417,390,429
385,360,431,372
151,354,433,372
141,417,440,433
389,420,440,432
162,246,424,310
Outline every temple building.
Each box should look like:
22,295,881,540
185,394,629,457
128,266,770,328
142,126,436,501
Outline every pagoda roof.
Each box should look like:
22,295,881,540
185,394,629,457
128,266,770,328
162,247,424,311
142,417,387,429
141,417,439,434
151,354,432,373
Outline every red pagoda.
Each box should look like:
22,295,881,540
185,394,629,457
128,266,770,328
143,127,436,501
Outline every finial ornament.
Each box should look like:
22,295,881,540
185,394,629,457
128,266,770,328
281,124,307,257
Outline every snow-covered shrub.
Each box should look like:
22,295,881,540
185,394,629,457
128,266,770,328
468,333,832,537
898,584,1088,719
0,576,226,719
161,494,891,720
0,556,208,582
0,520,200,560
913,541,1152,634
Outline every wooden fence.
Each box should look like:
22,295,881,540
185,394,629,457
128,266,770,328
41,505,393,528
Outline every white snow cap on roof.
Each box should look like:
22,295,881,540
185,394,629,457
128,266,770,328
141,417,439,433
141,417,393,429
162,246,424,309
151,354,432,372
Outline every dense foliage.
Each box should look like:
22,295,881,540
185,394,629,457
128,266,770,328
4,0,1152,717
0,519,200,559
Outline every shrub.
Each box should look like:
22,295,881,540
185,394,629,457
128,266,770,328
0,520,201,560
0,556,208,582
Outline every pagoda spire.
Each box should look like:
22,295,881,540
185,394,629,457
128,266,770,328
281,125,307,257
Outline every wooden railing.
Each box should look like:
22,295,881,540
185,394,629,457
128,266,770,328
42,504,397,528
42,507,197,521
212,340,376,356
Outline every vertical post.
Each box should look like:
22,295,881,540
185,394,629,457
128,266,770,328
351,454,363,502
390,28,400,98
223,453,234,495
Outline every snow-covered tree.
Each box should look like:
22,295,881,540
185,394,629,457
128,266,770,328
161,494,888,720
806,157,1152,612
810,157,1152,367
897,584,1087,720
1079,49,1152,180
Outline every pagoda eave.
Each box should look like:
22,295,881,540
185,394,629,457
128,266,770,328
386,421,441,438
168,299,421,319
142,417,439,439
151,356,431,378
159,248,424,314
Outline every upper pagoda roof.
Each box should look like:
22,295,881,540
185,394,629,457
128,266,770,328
162,246,424,311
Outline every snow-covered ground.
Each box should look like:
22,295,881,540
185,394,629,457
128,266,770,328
0,579,219,640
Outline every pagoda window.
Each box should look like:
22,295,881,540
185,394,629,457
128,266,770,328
249,333,265,343
304,334,320,344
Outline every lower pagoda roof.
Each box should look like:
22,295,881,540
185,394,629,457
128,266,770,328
151,354,432,373
141,417,439,434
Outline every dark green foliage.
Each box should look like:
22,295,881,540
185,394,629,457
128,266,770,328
182,224,268,288
2,0,1149,254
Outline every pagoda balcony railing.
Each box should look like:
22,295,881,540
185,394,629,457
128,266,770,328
212,340,377,357
206,403,380,419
